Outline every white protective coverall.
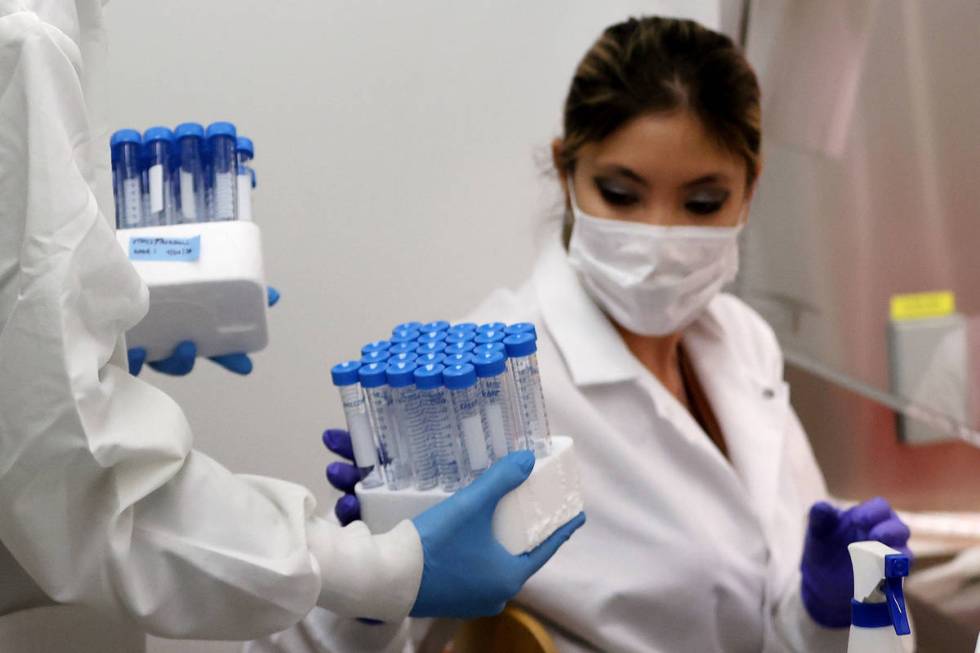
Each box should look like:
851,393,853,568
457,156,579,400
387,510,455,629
246,239,852,653
0,2,422,650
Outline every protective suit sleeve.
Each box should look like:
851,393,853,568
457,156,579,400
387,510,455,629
0,4,421,639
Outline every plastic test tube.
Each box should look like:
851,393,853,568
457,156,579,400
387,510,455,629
110,129,144,229
331,361,382,488
414,363,469,491
444,363,492,477
236,136,254,221
206,122,238,221
504,333,552,457
175,123,207,223
473,351,524,458
142,127,178,227
359,362,413,490
387,361,437,491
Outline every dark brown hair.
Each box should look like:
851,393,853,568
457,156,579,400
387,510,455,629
558,16,761,188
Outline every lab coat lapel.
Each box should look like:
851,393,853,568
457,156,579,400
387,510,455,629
684,327,789,530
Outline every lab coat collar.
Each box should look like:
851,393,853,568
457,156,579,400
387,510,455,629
533,238,645,387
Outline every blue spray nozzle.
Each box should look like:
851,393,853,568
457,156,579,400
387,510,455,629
884,554,911,636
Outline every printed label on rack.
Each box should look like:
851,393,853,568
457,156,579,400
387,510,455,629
129,235,201,262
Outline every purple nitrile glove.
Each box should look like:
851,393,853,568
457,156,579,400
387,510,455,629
128,287,280,376
800,497,912,628
323,429,362,526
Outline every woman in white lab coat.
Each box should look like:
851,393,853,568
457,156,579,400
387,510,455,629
252,15,913,653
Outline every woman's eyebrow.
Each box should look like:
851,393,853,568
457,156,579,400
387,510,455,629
595,165,649,187
683,173,731,187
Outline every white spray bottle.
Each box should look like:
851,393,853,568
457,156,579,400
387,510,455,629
847,541,912,653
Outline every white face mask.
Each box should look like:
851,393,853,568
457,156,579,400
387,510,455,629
566,181,744,336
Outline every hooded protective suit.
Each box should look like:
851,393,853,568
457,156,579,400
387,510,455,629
0,2,422,649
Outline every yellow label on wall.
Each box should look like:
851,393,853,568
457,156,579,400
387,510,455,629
890,291,956,321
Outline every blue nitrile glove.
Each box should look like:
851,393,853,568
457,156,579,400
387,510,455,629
800,497,912,628
322,428,363,525
410,450,586,618
128,287,280,376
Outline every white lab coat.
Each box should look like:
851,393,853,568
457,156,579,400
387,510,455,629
250,238,850,652
0,2,422,650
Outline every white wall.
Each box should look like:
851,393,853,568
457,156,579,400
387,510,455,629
102,2,719,651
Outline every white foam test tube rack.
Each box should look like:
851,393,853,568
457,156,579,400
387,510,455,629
116,221,269,361
356,435,583,555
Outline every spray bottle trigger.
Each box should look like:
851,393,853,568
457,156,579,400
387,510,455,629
884,554,911,636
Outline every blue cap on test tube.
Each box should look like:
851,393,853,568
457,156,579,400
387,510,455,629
477,322,507,334
393,322,423,334
388,351,418,364
472,342,506,356
110,128,142,150
143,126,175,145
236,136,254,159
472,351,507,377
417,330,447,344
416,341,445,356
503,332,538,357
361,350,390,365
388,341,416,355
449,322,479,334
421,320,450,333
175,122,206,140
443,363,478,390
390,329,421,344
444,341,475,355
443,352,473,367
416,352,445,366
361,340,391,355
414,363,446,390
475,330,506,345
445,331,475,345
386,360,418,388
205,121,237,139
505,323,537,338
330,360,362,386
358,362,388,388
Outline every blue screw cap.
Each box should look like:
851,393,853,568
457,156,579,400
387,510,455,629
444,341,475,355
443,363,477,390
361,340,392,355
387,342,416,355
473,342,507,356
175,122,205,140
205,121,237,139
414,363,446,390
445,332,475,345
393,321,423,334
386,360,418,388
477,322,507,334
504,333,538,358
110,129,141,148
390,329,421,344
417,330,447,344
330,361,361,386
421,320,450,333
143,126,175,144
416,341,446,355
475,330,506,345
472,351,506,377
505,322,537,337
361,350,390,365
443,352,473,367
358,362,388,388
416,352,445,366
236,136,254,158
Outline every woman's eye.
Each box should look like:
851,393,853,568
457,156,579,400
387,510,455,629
597,185,638,207
685,190,730,215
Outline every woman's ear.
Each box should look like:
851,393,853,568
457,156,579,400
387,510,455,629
552,137,568,194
